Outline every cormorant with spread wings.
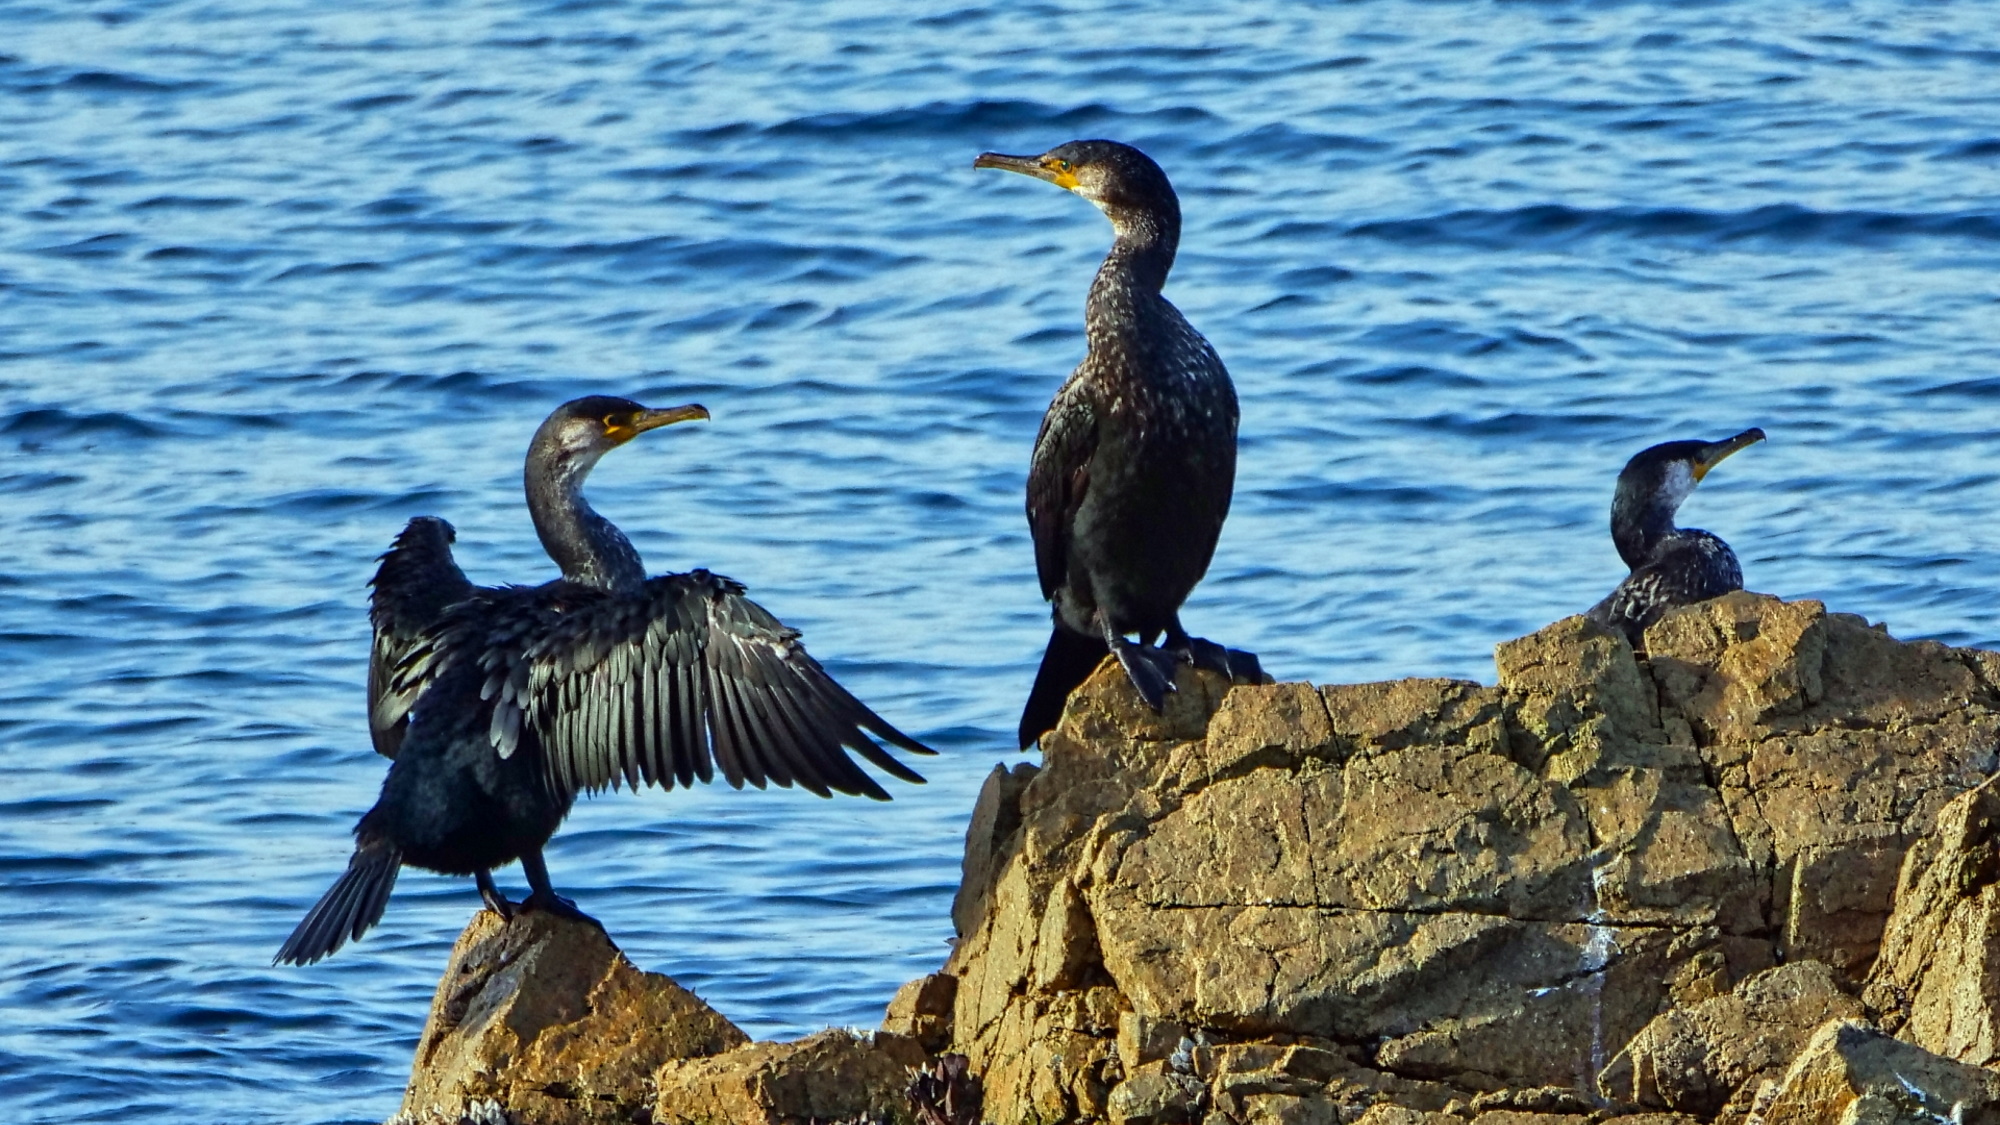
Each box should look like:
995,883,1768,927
277,395,933,966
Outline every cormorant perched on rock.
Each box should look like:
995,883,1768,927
1585,428,1765,645
277,396,934,966
974,140,1262,749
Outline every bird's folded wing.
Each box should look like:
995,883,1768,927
367,516,474,759
1027,386,1098,602
445,571,933,802
1592,535,1744,637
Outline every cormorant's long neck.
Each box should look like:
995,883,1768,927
1610,494,1680,570
1088,200,1180,314
524,449,646,593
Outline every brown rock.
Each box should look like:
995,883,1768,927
378,593,2000,1125
384,595,2000,1124
884,972,958,1055
954,761,1039,941
1756,1019,2000,1124
1596,960,1863,1116
1229,1092,1339,1124
1866,773,2000,1066
652,1028,928,1124
1351,1109,1457,1125
1648,595,2000,975
926,599,2000,1121
1105,1060,1205,1124
1116,1010,1186,1072
395,910,746,1125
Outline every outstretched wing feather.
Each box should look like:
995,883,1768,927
391,572,934,804
532,572,936,800
367,517,475,759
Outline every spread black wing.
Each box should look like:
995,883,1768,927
367,517,474,759
1027,379,1099,601
388,571,932,802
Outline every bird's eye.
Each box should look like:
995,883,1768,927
1055,159,1073,173
602,414,621,431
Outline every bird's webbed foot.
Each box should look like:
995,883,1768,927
517,849,606,931
521,888,605,930
1102,619,1178,713
1165,627,1272,687
475,870,515,921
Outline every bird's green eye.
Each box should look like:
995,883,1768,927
1056,159,1073,173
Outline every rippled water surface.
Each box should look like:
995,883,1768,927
4,2,2000,1121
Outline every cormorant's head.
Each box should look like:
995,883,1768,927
974,140,1179,231
1610,428,1765,559
529,395,710,481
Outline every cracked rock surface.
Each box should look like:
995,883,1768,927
393,910,746,1125
391,911,927,1125
936,594,2000,1123
390,593,2000,1125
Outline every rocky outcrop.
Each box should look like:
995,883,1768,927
393,910,746,1125
391,593,2000,1125
652,1028,929,1124
936,593,2000,1123
391,910,929,1125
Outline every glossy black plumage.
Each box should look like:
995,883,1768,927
975,140,1261,749
1585,428,1765,646
277,396,933,966
366,516,471,759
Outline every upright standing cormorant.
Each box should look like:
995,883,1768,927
276,396,934,966
975,140,1262,749
1585,428,1765,645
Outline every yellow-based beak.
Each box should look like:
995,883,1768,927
974,151,1080,191
1692,427,1765,481
610,403,710,444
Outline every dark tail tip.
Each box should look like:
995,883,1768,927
1018,627,1110,750
274,841,402,967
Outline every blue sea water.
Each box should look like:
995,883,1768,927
2,1,1998,1121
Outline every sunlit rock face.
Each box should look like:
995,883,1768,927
390,593,2000,1125
389,911,929,1125
935,593,2000,1124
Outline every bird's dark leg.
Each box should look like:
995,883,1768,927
475,869,515,921
1163,618,1269,686
518,849,604,930
1101,613,1178,712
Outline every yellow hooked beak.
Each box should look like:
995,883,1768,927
1692,427,1765,481
974,151,1081,191
608,403,710,445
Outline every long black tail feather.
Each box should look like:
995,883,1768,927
1018,627,1110,750
274,839,402,966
